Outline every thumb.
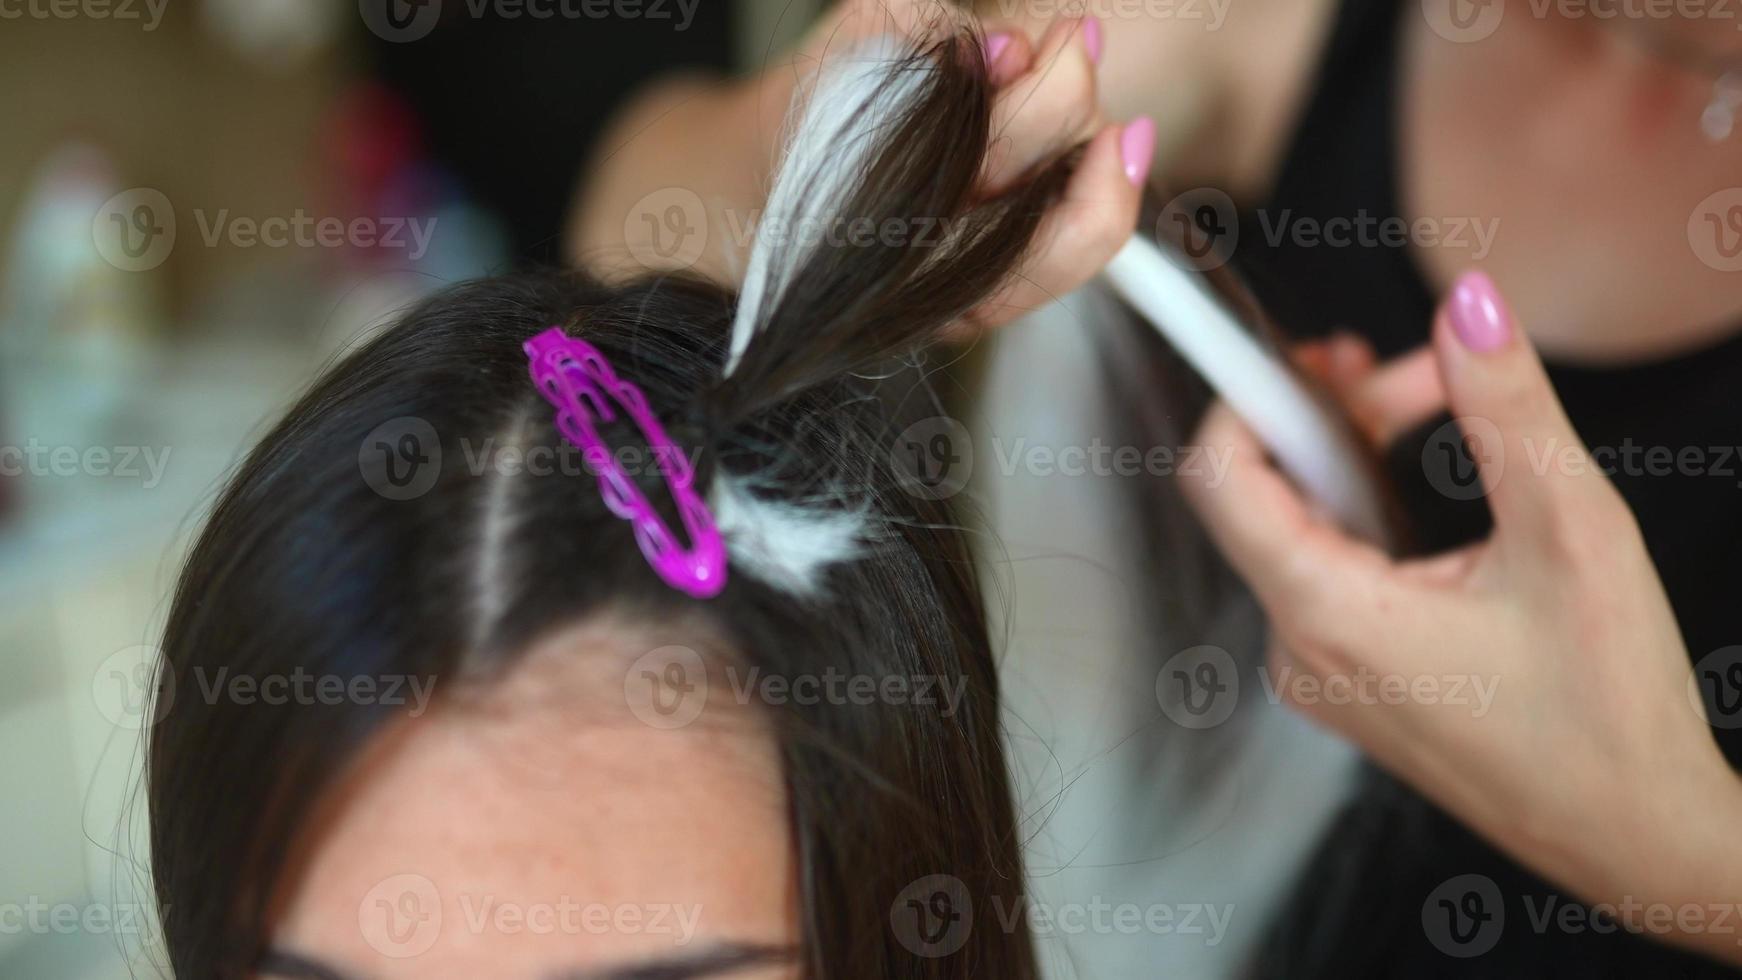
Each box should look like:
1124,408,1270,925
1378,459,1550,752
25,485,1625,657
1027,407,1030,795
1431,270,1606,533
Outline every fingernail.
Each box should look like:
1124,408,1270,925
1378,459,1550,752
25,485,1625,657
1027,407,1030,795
984,32,1013,71
1447,271,1513,353
1121,116,1156,187
1082,16,1103,64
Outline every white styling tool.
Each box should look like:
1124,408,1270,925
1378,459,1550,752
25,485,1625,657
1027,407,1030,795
1103,235,1388,543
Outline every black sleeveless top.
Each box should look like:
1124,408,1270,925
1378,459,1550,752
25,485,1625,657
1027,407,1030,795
1231,0,1742,975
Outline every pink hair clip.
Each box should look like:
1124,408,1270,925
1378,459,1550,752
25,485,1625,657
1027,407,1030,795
524,327,727,598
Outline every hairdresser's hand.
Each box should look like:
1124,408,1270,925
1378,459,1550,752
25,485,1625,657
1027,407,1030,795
827,2,1152,334
969,13,1152,332
1181,271,1742,961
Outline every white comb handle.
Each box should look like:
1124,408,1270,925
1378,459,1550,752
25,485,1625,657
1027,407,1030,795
1104,236,1387,543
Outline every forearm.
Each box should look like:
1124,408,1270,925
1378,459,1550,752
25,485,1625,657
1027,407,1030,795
1622,761,1742,964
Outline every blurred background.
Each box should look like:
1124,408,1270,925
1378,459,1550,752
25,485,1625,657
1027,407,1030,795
0,2,818,975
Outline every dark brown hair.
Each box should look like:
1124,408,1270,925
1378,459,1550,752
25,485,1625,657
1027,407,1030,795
148,26,1075,980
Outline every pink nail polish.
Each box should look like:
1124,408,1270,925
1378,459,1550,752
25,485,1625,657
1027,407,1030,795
984,32,1013,70
1121,117,1156,187
1082,16,1103,64
1447,271,1513,353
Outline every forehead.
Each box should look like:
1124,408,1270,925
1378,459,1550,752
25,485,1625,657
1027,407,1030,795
268,618,797,980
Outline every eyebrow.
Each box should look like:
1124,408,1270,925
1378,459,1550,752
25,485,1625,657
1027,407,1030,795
258,941,791,980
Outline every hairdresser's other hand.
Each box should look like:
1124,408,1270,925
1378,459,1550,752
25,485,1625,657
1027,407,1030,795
964,13,1151,332
826,2,1150,334
1181,271,1742,958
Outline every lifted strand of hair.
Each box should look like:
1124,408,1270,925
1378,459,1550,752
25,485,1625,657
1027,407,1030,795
713,27,1078,419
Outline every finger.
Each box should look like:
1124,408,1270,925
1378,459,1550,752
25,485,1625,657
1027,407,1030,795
978,24,1033,87
1325,332,1376,386
967,118,1149,328
983,15,1105,192
1180,401,1390,613
1432,271,1617,535
1290,339,1335,383
1342,347,1445,447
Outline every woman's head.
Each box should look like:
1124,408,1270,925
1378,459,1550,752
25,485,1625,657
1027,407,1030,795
148,24,1074,979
